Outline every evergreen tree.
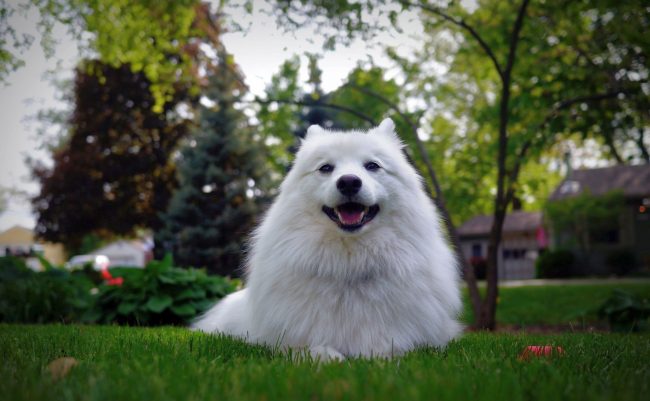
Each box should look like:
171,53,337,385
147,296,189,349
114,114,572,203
156,53,270,276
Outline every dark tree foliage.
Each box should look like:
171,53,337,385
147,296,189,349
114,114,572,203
31,60,191,252
155,54,270,276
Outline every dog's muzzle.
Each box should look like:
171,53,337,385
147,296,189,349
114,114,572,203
322,202,380,232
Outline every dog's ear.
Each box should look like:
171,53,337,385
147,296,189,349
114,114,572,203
378,118,395,133
373,118,403,146
304,124,326,140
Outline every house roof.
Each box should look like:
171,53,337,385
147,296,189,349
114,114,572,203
549,164,650,201
457,211,542,237
93,240,147,254
0,225,35,245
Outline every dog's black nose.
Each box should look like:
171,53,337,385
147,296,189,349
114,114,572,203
337,174,362,197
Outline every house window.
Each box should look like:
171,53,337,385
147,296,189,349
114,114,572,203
503,249,527,259
471,243,482,258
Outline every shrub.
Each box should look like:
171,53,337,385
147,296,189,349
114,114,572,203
605,248,637,276
535,249,575,278
0,257,94,323
597,290,649,332
89,255,237,326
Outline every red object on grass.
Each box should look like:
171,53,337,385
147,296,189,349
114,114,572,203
519,345,565,361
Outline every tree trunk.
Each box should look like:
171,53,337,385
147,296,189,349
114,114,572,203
636,128,650,163
477,205,508,329
603,128,624,164
474,0,529,330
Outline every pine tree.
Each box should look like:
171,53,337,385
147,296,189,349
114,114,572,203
156,54,270,276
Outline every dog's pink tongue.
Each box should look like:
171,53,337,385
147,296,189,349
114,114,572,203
339,209,363,225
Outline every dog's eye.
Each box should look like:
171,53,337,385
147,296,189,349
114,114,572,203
364,161,381,172
318,164,334,173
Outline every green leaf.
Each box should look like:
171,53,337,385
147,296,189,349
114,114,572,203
157,274,177,284
170,303,196,317
145,295,173,313
117,301,138,315
192,299,215,312
176,288,205,301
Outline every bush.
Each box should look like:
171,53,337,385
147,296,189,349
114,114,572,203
606,248,637,276
89,255,237,326
0,257,94,323
597,290,649,332
536,249,575,278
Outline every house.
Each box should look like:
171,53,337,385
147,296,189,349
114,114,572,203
0,225,66,269
457,211,547,280
91,239,153,268
548,164,650,273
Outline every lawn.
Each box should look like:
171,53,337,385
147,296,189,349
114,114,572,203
1,325,649,401
1,281,649,401
461,281,650,327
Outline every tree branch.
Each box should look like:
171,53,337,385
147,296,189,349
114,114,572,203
254,97,378,126
505,88,633,200
504,0,530,80
400,0,504,81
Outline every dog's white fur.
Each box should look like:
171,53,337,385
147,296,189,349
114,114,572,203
193,118,462,359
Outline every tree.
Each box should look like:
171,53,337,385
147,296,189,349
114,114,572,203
269,0,649,329
2,0,200,110
155,52,270,276
541,0,650,164
257,56,409,174
31,60,191,252
545,190,624,253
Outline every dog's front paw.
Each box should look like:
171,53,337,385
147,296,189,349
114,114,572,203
309,345,345,362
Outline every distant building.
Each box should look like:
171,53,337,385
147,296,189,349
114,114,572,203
0,225,66,269
548,164,650,273
91,239,153,268
457,211,547,280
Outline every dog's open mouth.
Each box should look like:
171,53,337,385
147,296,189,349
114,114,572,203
322,203,380,232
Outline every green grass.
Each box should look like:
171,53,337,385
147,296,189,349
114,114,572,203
462,282,650,326
1,324,649,401
2,282,650,400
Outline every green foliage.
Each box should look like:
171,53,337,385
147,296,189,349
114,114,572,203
81,0,199,112
545,191,624,250
257,58,413,182
605,248,638,277
329,66,401,129
0,255,237,326
74,234,106,256
91,256,237,326
0,0,34,82
270,0,650,222
0,257,93,323
2,0,200,110
2,325,650,401
0,256,32,280
535,249,576,279
598,290,650,332
256,56,303,173
156,51,270,276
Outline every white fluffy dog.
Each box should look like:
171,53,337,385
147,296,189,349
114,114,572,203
193,118,461,360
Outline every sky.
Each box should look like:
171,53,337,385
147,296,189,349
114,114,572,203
0,1,424,231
